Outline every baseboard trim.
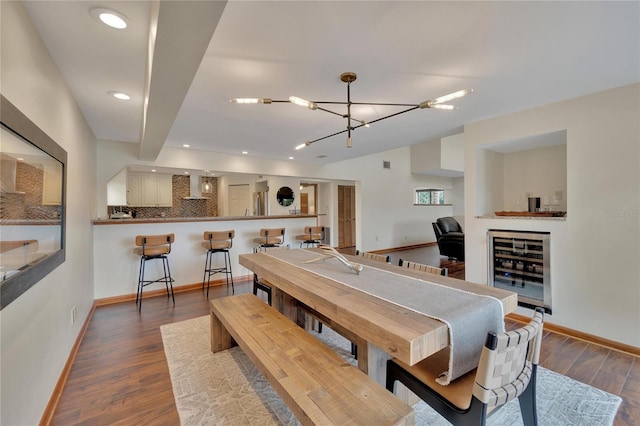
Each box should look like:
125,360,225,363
94,275,253,306
507,312,640,358
370,242,437,255
40,301,96,426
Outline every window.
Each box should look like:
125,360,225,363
415,189,445,205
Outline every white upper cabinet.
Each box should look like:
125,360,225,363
127,173,173,207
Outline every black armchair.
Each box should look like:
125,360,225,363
432,217,465,261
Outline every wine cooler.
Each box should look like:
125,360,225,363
487,230,551,313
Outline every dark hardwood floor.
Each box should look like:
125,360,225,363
51,247,639,425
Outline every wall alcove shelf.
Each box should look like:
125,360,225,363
494,211,566,218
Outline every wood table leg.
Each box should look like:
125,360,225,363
210,305,234,353
364,340,419,404
366,341,390,386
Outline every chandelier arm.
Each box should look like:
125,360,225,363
306,128,350,145
316,106,346,117
349,102,420,107
350,105,421,130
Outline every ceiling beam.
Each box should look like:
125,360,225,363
139,0,227,161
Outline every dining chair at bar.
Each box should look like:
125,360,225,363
134,234,175,312
386,307,544,426
294,226,325,248
355,250,389,263
253,227,285,248
398,258,448,276
201,230,234,297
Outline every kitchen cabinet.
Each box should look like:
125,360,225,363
127,173,173,207
42,161,62,205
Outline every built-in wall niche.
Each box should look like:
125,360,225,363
475,130,567,217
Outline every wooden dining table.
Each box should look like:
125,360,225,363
239,248,518,386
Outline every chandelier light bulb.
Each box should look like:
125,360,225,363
289,96,317,110
431,104,456,110
295,142,311,150
230,98,271,104
346,137,352,148
432,89,473,105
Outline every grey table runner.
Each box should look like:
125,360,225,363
264,249,505,384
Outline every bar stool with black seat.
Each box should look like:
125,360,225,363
294,226,325,248
202,230,235,297
253,227,285,248
134,233,175,312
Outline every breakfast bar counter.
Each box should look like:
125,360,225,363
92,214,317,225
92,215,317,301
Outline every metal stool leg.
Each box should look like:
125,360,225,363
203,249,234,297
163,256,175,304
225,250,234,294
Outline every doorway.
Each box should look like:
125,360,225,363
299,183,317,214
338,185,356,249
228,184,250,216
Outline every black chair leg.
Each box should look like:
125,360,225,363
386,359,488,426
518,365,538,426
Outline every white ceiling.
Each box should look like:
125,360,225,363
22,1,640,165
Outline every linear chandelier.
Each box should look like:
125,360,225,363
230,72,472,150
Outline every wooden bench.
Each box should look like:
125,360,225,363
210,293,413,426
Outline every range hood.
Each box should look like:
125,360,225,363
183,174,209,199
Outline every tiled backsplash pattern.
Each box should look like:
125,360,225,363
1,162,60,220
109,175,218,219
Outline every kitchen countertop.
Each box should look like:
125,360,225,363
92,214,317,225
2,219,62,225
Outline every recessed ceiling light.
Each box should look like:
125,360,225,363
288,156,294,160
151,169,156,172
90,8,128,29
17,157,24,161
184,171,189,175
110,91,131,100
242,151,248,155
182,144,190,148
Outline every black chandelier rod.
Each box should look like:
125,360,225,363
306,104,421,146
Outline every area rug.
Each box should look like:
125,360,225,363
161,315,621,426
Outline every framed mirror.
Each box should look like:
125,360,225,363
276,186,295,207
1,95,67,310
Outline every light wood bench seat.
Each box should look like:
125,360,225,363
210,293,413,426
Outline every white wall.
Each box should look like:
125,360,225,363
0,2,97,424
451,176,465,223
322,146,455,251
464,84,640,346
501,144,567,212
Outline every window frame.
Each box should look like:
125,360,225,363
414,188,448,206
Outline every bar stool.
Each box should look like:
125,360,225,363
294,226,325,248
134,234,175,312
202,230,235,297
253,227,285,248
